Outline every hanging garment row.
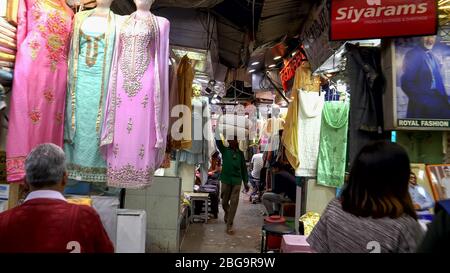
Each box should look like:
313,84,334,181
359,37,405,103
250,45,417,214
281,61,351,188
6,0,170,190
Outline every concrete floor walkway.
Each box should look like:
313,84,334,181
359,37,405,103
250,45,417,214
181,191,265,253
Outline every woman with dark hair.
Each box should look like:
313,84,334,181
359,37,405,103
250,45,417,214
307,141,424,253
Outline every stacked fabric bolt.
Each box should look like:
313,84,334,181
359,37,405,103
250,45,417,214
0,84,6,111
217,114,250,141
66,197,93,207
0,17,16,85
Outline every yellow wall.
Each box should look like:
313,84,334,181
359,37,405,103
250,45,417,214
306,179,336,215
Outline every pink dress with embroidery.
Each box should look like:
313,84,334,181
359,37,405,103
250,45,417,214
100,13,170,189
6,0,73,182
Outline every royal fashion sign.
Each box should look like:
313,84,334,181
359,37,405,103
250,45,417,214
382,28,450,131
330,0,437,40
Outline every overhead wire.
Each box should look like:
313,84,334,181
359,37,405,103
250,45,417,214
252,0,256,42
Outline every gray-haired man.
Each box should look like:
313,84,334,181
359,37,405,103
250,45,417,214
0,144,114,253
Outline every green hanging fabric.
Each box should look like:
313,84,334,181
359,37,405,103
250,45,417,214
317,100,350,188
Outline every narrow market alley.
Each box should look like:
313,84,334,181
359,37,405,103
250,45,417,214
181,192,265,253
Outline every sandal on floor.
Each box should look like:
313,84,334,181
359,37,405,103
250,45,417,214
226,227,235,235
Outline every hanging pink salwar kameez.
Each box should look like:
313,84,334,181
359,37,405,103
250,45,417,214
6,0,73,182
101,12,170,189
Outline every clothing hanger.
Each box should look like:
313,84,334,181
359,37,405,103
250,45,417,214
67,0,96,13
327,85,337,102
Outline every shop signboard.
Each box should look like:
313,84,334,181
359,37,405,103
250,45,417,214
330,0,438,41
382,27,450,131
279,50,305,91
302,0,344,72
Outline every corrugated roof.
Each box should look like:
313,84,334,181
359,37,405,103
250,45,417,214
257,0,313,45
216,17,246,68
212,0,264,67
154,0,224,8
110,0,315,68
112,0,225,14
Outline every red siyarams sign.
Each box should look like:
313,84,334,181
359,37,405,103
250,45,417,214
330,0,438,41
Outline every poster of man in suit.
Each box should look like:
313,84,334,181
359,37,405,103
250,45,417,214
426,165,450,201
393,31,450,129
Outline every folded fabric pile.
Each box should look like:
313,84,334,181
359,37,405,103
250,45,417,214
0,17,16,85
0,84,5,110
66,197,93,207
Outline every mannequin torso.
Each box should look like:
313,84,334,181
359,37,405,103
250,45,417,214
80,0,112,34
81,16,108,35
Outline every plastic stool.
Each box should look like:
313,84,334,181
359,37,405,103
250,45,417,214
260,223,295,253
264,215,286,225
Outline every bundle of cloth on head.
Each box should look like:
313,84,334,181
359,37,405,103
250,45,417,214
216,114,250,152
217,114,250,141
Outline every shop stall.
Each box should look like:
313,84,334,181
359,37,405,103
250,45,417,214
0,0,448,254
0,0,18,212
251,0,449,246
0,0,174,252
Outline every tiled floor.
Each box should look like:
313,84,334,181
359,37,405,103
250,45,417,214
181,191,265,253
